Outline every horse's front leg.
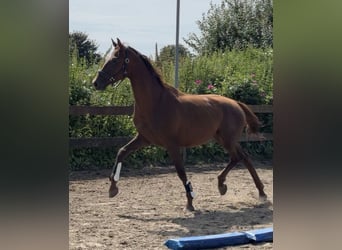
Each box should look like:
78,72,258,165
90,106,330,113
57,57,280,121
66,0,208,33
109,134,150,197
167,146,195,211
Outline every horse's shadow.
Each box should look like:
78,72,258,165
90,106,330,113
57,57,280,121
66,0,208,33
117,201,273,238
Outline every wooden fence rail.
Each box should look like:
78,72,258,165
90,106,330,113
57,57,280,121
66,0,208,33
69,105,273,148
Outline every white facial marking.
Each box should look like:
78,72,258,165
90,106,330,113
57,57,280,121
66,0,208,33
114,162,122,181
105,46,116,62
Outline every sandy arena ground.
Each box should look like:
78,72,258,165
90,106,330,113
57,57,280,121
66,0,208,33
69,162,273,249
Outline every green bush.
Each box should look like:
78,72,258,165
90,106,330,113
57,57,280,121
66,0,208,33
69,52,93,105
185,0,273,54
228,79,264,104
159,48,273,103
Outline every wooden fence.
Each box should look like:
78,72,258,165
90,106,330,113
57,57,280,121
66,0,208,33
69,105,273,148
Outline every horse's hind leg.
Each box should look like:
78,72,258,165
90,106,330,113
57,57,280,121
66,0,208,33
236,144,267,201
167,146,195,211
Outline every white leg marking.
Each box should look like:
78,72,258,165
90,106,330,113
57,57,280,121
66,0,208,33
186,180,196,198
113,162,122,181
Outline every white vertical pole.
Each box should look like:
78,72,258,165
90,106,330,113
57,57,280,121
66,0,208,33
175,0,180,89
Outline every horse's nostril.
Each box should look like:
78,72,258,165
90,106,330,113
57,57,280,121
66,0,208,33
93,81,98,87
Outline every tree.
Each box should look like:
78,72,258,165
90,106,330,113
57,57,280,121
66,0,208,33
157,44,190,64
184,0,273,54
69,31,101,64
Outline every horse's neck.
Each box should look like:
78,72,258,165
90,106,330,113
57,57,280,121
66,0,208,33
128,70,163,115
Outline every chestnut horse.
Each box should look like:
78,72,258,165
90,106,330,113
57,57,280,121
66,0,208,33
92,38,267,211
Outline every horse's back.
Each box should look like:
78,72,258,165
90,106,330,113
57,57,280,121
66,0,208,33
178,94,244,120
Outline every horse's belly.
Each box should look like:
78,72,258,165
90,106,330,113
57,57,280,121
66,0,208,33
177,128,216,147
176,114,221,147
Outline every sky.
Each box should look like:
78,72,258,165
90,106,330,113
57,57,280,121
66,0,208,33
69,0,222,57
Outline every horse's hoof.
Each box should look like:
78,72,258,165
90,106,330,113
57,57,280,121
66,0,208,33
218,184,227,195
109,187,119,198
109,181,119,198
185,204,195,212
259,194,267,202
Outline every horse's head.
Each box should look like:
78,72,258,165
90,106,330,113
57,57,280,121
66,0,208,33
92,38,130,90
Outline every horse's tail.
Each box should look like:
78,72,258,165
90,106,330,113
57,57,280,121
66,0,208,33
237,101,261,134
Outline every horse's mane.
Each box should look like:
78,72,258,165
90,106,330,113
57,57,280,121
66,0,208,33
128,46,182,96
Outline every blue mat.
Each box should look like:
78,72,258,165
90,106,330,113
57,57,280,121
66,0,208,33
164,227,273,250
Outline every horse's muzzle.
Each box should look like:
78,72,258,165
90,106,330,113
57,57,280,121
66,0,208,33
92,79,105,90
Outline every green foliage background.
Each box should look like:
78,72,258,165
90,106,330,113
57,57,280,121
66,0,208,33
185,0,273,54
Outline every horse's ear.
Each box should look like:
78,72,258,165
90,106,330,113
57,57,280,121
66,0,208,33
117,38,123,47
111,38,117,47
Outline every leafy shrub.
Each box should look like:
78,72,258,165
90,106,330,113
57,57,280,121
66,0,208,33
185,0,273,54
227,79,265,104
159,47,273,103
69,51,94,105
